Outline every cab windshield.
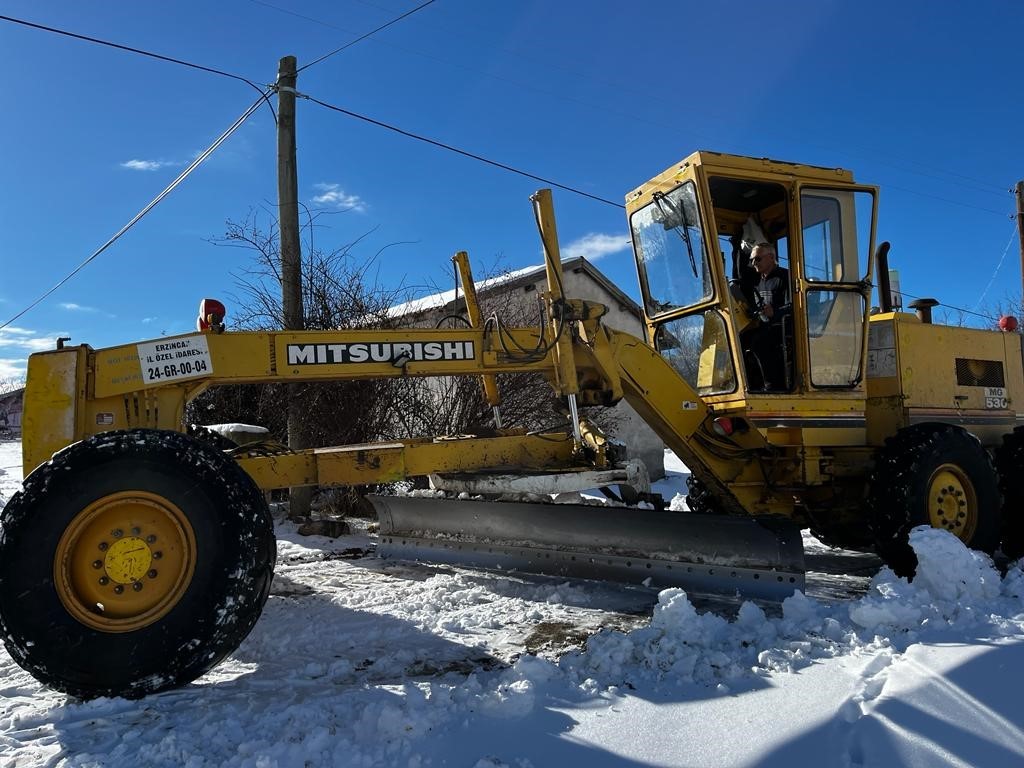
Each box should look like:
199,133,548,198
631,182,712,315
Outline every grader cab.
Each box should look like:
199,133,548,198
2,150,1022,700
629,152,1021,569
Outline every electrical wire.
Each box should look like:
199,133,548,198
252,0,1014,200
896,290,1000,325
297,0,439,73
0,14,265,93
882,181,1011,219
0,14,277,122
972,227,1019,312
0,92,271,332
9,11,1015,334
304,94,624,209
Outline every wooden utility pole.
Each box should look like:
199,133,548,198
277,55,311,519
1016,181,1024,308
278,55,303,331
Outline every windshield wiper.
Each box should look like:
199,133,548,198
653,191,699,278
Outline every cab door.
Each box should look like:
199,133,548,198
793,184,877,389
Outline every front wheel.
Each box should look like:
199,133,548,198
0,429,276,699
866,424,1001,576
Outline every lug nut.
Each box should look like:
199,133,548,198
98,542,109,551
153,551,162,560
98,576,109,586
114,585,124,594
132,582,143,592
131,527,141,536
92,560,103,569
146,535,157,544
112,529,123,538
147,570,158,579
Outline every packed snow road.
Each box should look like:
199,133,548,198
1,440,1023,767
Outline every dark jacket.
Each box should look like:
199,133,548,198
754,266,789,322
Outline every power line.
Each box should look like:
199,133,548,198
0,13,276,124
882,181,1012,219
0,14,265,93
13,9,1004,220
0,92,270,332
304,93,624,209
972,227,1019,312
297,0,439,73
249,3,1013,201
896,287,1000,326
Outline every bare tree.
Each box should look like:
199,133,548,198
188,209,420,518
0,376,25,395
188,211,622,516
389,264,614,440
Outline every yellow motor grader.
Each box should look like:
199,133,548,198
3,150,1023,699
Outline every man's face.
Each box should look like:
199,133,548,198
751,248,775,276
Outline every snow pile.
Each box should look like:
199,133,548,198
851,527,1022,637
561,526,1024,693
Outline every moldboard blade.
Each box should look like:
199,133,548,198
371,495,805,601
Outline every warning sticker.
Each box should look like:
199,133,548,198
137,335,213,385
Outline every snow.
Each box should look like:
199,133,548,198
1,440,1023,767
387,261,547,318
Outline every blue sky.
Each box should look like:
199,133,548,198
0,0,1020,379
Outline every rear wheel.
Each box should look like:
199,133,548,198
0,429,275,699
995,427,1024,560
867,424,1001,576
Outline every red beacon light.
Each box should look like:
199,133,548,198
711,417,734,437
999,315,1018,332
197,298,227,333
711,416,749,438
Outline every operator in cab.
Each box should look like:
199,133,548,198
744,242,791,390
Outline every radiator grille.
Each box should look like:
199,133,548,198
955,358,1005,387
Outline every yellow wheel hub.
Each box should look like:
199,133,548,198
54,491,197,633
927,464,977,542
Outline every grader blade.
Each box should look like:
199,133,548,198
371,496,805,601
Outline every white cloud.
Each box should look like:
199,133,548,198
311,183,367,213
0,358,26,379
59,302,98,313
121,159,176,171
562,233,631,261
142,317,158,324
0,326,61,353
